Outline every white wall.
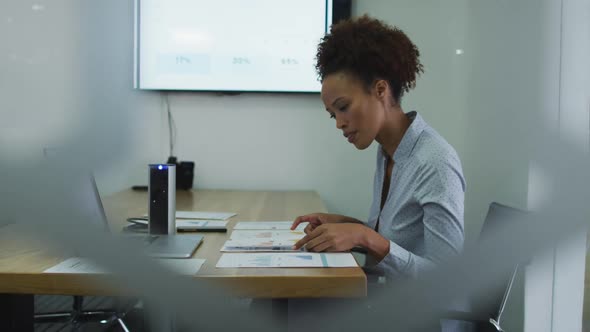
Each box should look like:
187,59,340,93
0,0,82,160
463,0,590,331
462,0,546,240
461,1,551,330
353,0,468,163
524,0,590,331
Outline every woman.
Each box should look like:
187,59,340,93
291,15,466,279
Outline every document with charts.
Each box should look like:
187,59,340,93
216,253,358,268
44,257,205,275
233,221,305,231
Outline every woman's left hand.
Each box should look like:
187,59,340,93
292,223,366,252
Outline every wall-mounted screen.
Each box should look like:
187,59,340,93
135,0,351,93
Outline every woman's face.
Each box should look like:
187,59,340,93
321,72,386,150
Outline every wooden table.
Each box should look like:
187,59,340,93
0,189,367,330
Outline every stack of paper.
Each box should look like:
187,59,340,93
222,239,300,252
233,221,304,231
229,230,305,240
221,229,305,252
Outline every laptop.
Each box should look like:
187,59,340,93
78,175,203,258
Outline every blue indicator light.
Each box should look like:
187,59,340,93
158,165,163,170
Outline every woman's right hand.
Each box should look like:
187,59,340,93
290,213,343,234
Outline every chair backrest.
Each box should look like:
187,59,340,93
478,202,528,321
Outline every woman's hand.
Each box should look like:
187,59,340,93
291,213,344,234
292,223,367,252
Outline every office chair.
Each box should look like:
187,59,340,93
34,295,137,331
442,202,527,332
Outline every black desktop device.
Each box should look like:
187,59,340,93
167,156,195,190
148,164,176,235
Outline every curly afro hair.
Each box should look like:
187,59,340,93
316,15,424,104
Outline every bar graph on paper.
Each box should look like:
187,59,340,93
216,253,358,268
252,255,272,267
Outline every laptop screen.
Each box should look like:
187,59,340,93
66,173,111,234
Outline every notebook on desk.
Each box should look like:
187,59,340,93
127,218,227,232
76,175,203,258
142,211,236,221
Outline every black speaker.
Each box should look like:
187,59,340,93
166,156,194,190
177,161,195,190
